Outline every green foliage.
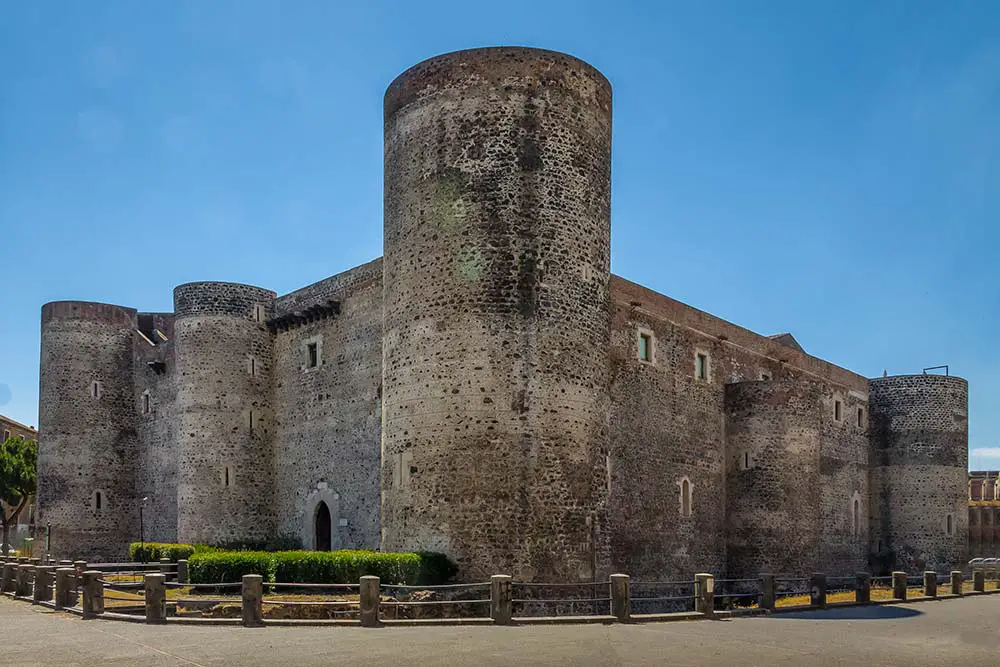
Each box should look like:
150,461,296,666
187,549,456,585
210,534,303,552
0,436,37,516
129,542,199,562
1,436,37,553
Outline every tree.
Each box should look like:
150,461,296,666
0,435,37,556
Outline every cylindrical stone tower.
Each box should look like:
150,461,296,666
173,282,277,546
725,379,869,578
37,301,139,560
725,381,825,577
382,47,613,581
869,374,969,573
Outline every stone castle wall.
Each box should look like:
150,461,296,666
381,47,613,581
608,276,870,580
869,375,969,572
132,312,178,544
271,259,383,551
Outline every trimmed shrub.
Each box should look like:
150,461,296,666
187,549,456,585
129,542,198,563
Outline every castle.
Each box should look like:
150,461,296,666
36,47,969,581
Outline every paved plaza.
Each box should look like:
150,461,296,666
2,595,999,666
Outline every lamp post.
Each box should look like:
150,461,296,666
139,497,148,562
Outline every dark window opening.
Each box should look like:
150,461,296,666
250,357,256,376
307,343,318,368
95,491,102,511
142,393,150,414
834,400,842,421
224,467,230,487
946,514,953,536
743,452,750,469
857,407,864,427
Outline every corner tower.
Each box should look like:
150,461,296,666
37,301,140,560
173,282,277,546
869,374,969,572
382,47,613,581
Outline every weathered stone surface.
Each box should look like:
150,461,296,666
32,47,969,584
869,375,968,573
382,47,613,582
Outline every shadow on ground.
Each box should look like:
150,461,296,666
773,605,923,621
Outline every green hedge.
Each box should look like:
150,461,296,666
187,550,456,585
129,542,201,563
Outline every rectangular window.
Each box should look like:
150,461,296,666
857,407,864,427
638,333,651,362
2,430,9,441
142,393,150,414
695,353,708,380
835,400,842,421
307,343,318,368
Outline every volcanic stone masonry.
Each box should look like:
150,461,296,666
34,47,969,579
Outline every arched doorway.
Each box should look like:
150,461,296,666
315,501,332,551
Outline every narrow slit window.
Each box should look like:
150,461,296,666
680,478,692,517
94,491,103,511
857,407,864,427
307,343,318,368
249,356,256,377
834,400,842,421
249,410,254,432
224,467,230,487
142,393,150,414
91,381,101,399
946,514,953,536
852,498,860,537
695,353,708,380
252,304,265,322
743,452,750,470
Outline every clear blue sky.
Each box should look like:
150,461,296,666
1,1,996,467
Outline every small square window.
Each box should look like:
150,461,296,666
638,333,652,362
834,400,842,421
695,353,708,380
760,372,771,381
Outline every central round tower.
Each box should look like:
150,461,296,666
381,47,613,581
